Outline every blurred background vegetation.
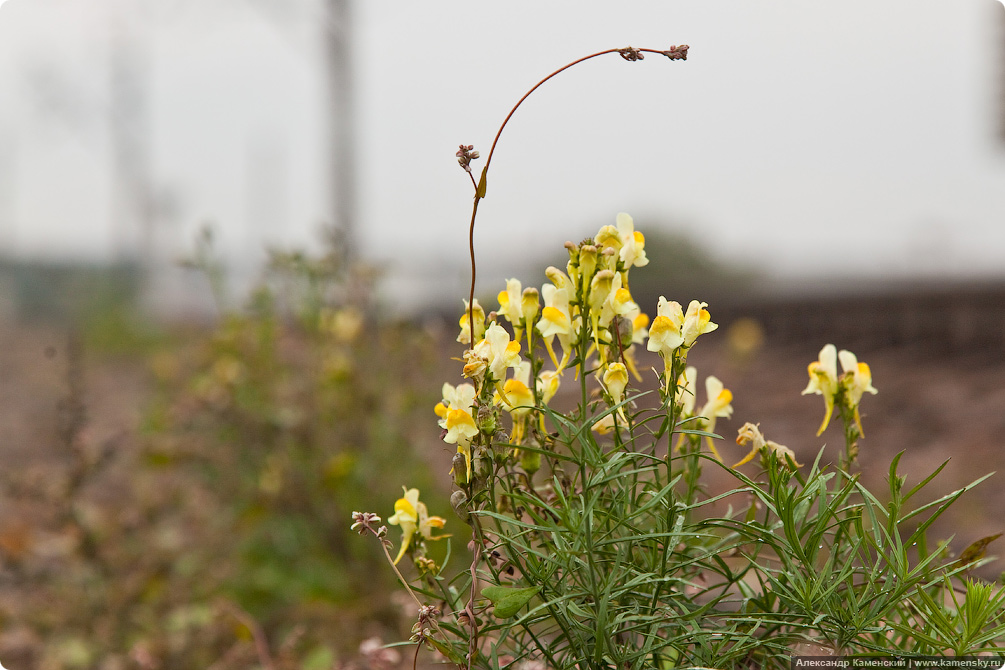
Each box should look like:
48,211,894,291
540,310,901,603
0,233,450,668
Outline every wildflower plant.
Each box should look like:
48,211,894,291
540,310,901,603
354,46,1005,669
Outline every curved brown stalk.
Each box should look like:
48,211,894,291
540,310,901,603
465,45,688,350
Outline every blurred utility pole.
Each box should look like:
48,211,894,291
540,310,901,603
998,6,1005,146
323,0,356,265
108,0,153,265
0,137,16,257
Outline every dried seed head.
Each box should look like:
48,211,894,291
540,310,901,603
456,144,480,173
350,511,382,536
663,45,689,60
618,46,644,61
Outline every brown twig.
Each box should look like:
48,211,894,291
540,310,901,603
220,600,276,670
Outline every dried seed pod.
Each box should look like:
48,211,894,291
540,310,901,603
450,489,469,523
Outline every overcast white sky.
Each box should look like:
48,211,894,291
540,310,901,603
0,0,1003,309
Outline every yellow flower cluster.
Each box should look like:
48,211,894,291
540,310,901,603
386,487,448,565
437,213,729,465
802,344,878,436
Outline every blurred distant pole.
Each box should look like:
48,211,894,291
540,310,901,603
323,0,356,265
109,0,153,265
0,138,15,256
999,6,1005,146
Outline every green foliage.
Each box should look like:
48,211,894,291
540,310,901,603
145,239,439,624
380,224,1005,669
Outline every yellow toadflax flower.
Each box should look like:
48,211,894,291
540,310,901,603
497,278,525,338
614,212,649,269
802,344,840,436
463,323,522,383
457,299,485,345
603,362,630,424
594,225,622,258
676,366,698,417
484,323,522,382
386,487,447,565
592,412,616,435
838,349,878,435
647,297,685,358
537,277,576,373
436,383,478,479
588,270,616,349
681,300,718,347
734,422,802,468
493,361,535,444
697,375,733,461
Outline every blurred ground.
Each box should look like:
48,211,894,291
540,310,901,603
0,281,1004,662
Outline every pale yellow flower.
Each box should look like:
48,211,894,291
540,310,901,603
435,382,475,421
497,278,524,332
494,361,535,444
537,369,561,405
457,299,485,345
631,312,650,346
589,270,616,320
577,245,599,294
697,375,733,461
494,361,534,413
734,422,802,468
461,345,488,381
614,212,649,269
603,362,630,424
444,409,479,473
594,224,622,256
676,365,698,417
802,344,839,435
647,297,686,358
600,277,638,331
436,383,478,479
544,266,574,294
521,287,540,330
591,412,616,435
838,350,877,406
838,349,878,435
681,300,717,347
387,487,447,565
537,281,575,372
483,323,522,382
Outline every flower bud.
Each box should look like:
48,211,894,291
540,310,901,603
472,450,492,485
611,315,635,349
589,270,615,314
579,245,598,293
599,246,617,272
452,452,468,487
521,287,540,325
477,404,498,436
595,225,622,254
519,447,541,475
450,489,469,523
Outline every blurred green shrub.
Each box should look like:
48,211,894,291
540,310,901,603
142,238,440,647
